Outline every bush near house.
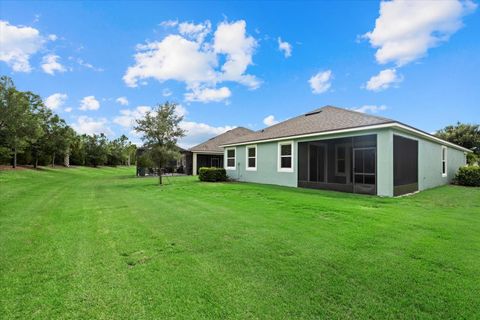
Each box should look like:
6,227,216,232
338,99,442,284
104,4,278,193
455,166,480,187
198,167,227,182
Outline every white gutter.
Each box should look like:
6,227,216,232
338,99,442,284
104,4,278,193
219,122,471,153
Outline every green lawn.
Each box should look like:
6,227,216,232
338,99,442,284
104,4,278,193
1,167,479,319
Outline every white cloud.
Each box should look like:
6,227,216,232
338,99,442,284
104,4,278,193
160,20,178,28
263,115,279,126
162,88,173,97
41,54,67,75
365,68,402,91
213,20,260,89
113,105,151,128
48,34,57,41
352,105,387,113
179,121,235,149
277,37,292,58
44,93,68,110
174,104,188,117
184,86,231,103
178,20,211,43
0,20,45,72
363,0,477,66
64,107,72,113
74,57,104,72
309,70,332,94
71,116,112,136
79,96,100,111
124,19,259,103
116,96,129,106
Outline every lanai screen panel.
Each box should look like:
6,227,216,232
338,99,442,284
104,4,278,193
393,135,418,196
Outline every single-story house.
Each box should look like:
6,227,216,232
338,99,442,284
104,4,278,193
219,106,470,197
189,127,253,175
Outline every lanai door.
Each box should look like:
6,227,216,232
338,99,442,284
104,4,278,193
353,148,376,195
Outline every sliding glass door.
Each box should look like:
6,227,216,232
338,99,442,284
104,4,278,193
353,148,376,195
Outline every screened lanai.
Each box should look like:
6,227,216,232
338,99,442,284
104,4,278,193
297,134,377,195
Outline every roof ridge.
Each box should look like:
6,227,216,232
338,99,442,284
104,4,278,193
323,105,394,122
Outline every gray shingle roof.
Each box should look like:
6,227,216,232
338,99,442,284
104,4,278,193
189,127,254,153
223,106,395,145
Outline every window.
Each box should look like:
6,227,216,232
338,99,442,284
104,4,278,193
226,148,236,170
335,144,346,176
278,141,294,172
246,145,257,171
442,146,447,177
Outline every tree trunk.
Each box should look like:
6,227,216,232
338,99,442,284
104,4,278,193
159,173,163,185
64,153,69,167
52,152,55,167
34,158,38,169
127,154,131,166
13,147,17,168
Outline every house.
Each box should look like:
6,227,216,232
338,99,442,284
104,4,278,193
219,106,470,196
189,127,254,175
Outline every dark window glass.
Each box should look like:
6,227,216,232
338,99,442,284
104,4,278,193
227,159,235,167
248,147,256,157
281,144,292,156
354,174,363,184
281,157,292,168
354,150,364,173
337,160,345,174
364,175,375,185
364,149,375,174
227,149,235,158
248,158,256,168
337,146,345,159
442,162,446,174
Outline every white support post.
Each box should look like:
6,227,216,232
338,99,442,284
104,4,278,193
192,152,197,175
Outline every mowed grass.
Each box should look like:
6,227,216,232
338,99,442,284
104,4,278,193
0,167,479,319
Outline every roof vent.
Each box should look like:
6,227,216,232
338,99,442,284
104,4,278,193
305,110,322,116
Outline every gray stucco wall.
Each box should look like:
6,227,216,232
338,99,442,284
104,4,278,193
391,130,467,191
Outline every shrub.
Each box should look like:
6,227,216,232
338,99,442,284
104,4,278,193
198,167,227,182
455,166,480,187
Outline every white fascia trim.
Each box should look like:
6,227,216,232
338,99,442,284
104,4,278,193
245,144,257,171
191,150,224,155
220,123,471,153
277,140,294,173
225,147,236,170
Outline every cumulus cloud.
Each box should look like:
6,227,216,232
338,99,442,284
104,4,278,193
179,121,235,149
363,0,477,66
0,20,46,72
64,107,72,113
41,54,67,75
263,115,279,126
277,37,292,58
124,19,259,103
365,68,403,91
351,105,387,113
113,105,152,128
116,96,129,106
44,93,68,110
79,96,100,111
309,70,333,94
71,116,112,136
184,86,231,103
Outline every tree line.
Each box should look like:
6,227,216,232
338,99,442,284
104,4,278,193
0,76,136,168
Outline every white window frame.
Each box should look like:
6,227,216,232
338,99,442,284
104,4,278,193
277,141,294,173
335,144,347,176
226,147,236,170
246,145,257,171
441,146,447,177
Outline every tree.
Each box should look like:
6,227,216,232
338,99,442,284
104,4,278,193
85,134,109,167
135,102,185,185
435,122,480,164
0,77,43,168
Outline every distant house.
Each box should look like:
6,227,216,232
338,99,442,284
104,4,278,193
218,106,470,196
189,127,253,175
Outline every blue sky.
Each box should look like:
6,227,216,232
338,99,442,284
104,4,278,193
1,1,479,147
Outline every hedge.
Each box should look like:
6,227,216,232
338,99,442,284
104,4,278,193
455,166,480,187
198,167,227,182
